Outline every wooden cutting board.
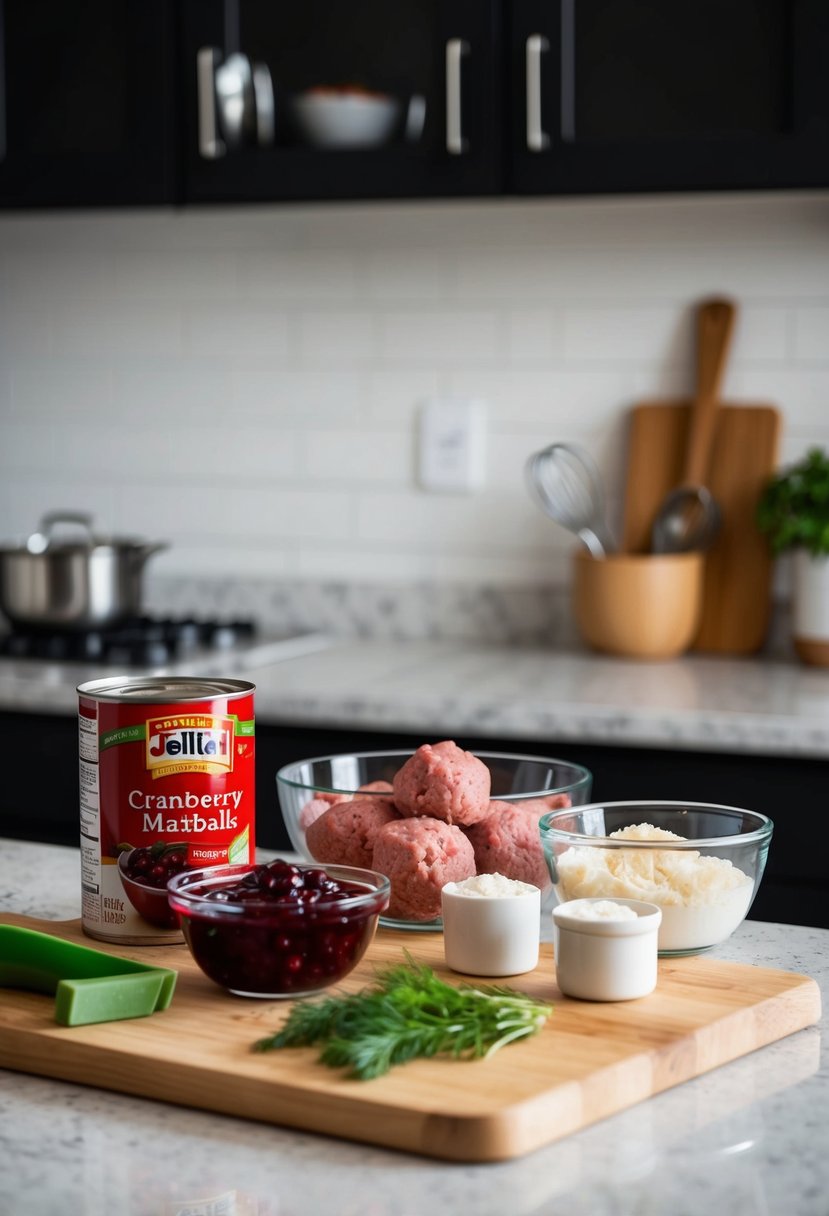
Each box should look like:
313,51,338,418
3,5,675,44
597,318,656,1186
0,914,819,1163
623,401,782,653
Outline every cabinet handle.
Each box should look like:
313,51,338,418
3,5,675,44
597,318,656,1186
525,34,550,151
253,62,274,147
446,38,469,155
197,46,226,159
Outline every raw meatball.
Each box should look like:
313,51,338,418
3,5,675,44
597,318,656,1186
512,793,573,818
305,797,399,869
392,740,491,826
298,797,335,832
372,817,476,922
465,799,554,890
357,780,394,795
298,790,351,832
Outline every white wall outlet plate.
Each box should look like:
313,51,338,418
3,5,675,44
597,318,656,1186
417,399,487,493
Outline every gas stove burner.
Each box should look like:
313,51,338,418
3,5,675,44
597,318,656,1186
0,615,258,668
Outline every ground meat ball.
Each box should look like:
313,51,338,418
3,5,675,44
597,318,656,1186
305,797,400,869
357,780,395,795
514,793,573,815
372,817,476,922
391,740,491,826
464,799,555,890
299,797,337,832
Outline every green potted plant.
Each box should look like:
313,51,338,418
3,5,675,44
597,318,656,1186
757,447,829,665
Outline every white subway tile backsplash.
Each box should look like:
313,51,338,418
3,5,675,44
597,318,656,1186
236,250,359,301
114,483,355,544
4,250,115,301
563,306,690,362
364,369,443,421
734,307,791,363
111,357,234,423
296,310,377,362
113,252,238,301
2,193,829,611
0,474,118,537
228,367,364,420
182,304,290,360
305,428,412,483
356,489,549,550
793,307,829,361
9,360,115,420
378,308,504,363
51,300,184,358
505,310,563,362
447,367,639,430
729,367,829,424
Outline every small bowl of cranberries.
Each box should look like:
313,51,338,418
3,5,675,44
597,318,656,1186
118,844,191,930
166,859,391,998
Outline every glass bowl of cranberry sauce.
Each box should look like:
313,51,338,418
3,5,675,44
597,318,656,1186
118,844,191,929
167,859,391,999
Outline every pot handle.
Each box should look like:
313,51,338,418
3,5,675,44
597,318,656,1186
26,512,95,554
132,542,170,567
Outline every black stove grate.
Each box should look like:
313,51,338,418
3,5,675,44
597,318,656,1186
0,616,256,666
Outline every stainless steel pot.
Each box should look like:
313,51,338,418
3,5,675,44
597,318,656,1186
0,513,168,630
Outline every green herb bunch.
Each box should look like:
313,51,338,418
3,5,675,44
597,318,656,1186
757,447,829,557
254,956,552,1080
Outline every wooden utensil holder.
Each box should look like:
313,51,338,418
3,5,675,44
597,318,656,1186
573,549,704,660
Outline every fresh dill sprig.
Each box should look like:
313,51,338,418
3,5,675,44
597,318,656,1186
253,954,552,1080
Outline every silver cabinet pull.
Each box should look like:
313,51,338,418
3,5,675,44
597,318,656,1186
446,38,469,155
253,62,274,147
526,34,550,151
197,46,226,159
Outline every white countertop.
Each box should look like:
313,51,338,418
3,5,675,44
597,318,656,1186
1,839,827,1216
5,638,829,758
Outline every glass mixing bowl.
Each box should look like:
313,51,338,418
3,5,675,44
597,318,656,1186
539,801,773,956
277,748,593,931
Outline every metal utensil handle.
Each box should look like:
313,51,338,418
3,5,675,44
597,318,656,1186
446,38,469,155
683,297,737,486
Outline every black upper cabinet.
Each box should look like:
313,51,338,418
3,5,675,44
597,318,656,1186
0,0,176,208
180,0,502,203
509,0,829,194
0,1,826,209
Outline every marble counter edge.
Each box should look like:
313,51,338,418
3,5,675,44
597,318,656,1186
2,641,829,758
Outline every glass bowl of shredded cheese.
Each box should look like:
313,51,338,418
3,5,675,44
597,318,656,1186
538,801,773,956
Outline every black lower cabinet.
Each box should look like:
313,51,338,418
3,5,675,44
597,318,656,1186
3,711,825,930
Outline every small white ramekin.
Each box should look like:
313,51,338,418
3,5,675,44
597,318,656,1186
552,897,662,1001
441,879,541,976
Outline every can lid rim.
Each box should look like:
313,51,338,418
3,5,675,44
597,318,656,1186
77,676,256,702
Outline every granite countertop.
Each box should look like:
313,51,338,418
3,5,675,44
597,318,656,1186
1,839,827,1215
5,637,829,758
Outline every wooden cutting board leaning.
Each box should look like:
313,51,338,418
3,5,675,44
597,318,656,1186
0,914,819,1163
622,298,781,653
623,402,781,653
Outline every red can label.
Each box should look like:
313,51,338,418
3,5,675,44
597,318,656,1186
78,678,256,944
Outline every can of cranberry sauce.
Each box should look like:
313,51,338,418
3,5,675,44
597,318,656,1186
77,676,256,945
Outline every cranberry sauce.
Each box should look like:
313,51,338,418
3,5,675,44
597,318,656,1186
123,843,191,889
168,859,388,997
